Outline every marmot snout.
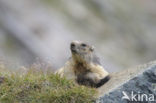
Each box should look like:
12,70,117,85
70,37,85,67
70,41,94,63
55,41,110,88
70,41,93,54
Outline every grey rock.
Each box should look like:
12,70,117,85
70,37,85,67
97,61,156,103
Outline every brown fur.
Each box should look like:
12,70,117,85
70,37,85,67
55,41,110,88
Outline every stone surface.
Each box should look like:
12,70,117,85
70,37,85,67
97,61,156,103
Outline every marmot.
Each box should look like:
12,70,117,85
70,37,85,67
55,41,110,88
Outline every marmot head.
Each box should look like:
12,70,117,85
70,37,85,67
70,41,98,64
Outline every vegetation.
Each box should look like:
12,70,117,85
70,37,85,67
0,64,97,103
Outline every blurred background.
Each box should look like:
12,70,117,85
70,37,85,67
0,0,156,72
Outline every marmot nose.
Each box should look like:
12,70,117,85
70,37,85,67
70,43,77,53
71,43,75,48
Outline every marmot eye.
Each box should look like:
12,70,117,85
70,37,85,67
81,43,87,47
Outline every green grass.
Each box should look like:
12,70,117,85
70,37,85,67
0,64,97,103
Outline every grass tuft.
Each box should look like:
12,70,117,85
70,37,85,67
0,64,97,103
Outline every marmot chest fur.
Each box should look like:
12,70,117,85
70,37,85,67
55,41,110,88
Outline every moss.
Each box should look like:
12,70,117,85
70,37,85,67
0,66,97,103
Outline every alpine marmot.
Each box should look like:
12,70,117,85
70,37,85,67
55,41,110,88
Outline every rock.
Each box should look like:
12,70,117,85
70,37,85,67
97,61,156,103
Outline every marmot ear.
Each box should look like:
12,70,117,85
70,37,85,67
90,46,94,52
